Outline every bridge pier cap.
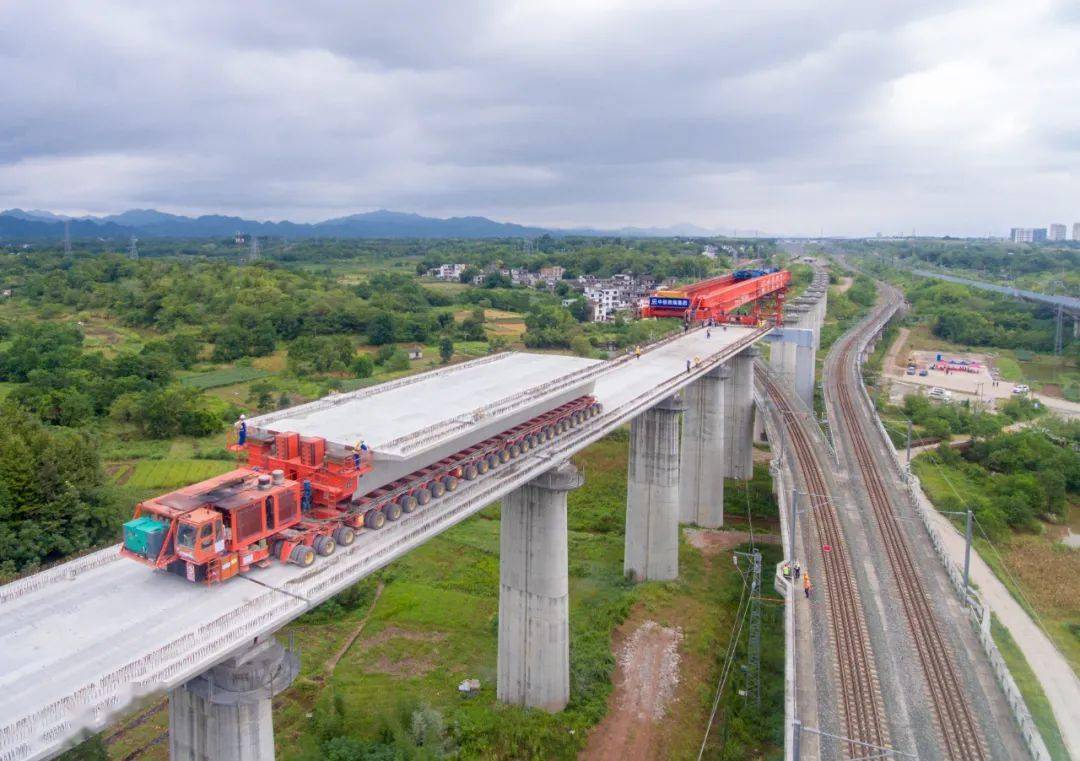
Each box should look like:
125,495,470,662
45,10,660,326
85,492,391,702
170,637,298,761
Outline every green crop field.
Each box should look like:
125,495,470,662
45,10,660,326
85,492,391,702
122,459,237,490
180,365,270,390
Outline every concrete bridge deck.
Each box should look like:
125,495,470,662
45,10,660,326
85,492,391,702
0,324,764,761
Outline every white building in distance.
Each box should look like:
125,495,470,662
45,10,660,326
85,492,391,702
1049,224,1067,241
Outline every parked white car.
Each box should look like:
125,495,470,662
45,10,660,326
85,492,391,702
928,387,952,401
1011,384,1030,395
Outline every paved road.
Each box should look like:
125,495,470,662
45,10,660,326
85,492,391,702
924,508,1080,759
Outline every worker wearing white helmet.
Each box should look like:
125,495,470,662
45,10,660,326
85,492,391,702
235,414,247,445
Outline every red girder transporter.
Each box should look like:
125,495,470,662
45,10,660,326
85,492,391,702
640,269,791,326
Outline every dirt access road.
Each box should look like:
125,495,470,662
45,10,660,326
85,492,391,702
580,530,764,761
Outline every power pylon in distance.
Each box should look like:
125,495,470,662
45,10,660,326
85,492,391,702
63,220,72,254
734,548,762,709
247,236,260,264
128,235,139,261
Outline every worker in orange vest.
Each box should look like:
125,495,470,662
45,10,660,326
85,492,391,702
803,572,813,599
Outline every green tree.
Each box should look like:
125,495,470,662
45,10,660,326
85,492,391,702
353,354,375,378
367,312,397,345
439,337,454,363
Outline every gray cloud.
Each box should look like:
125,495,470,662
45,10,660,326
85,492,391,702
1,0,1074,235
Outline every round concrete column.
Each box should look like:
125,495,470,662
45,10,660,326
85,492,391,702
679,366,729,528
497,460,582,712
625,393,685,582
169,637,299,761
726,348,758,480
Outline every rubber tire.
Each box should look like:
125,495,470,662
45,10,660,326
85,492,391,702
510,443,521,457
384,501,403,522
498,449,511,463
400,494,418,513
289,545,316,566
487,454,499,469
416,488,432,505
365,508,386,529
314,535,336,556
431,481,446,498
477,459,489,474
443,476,459,492
464,464,478,480
332,526,355,546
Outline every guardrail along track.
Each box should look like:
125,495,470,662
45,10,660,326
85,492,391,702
831,297,987,761
757,367,889,758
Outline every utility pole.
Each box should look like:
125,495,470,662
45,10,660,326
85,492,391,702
963,509,973,597
789,488,798,564
906,419,913,464
1055,303,1064,356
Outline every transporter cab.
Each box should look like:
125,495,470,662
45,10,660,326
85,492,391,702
121,466,353,583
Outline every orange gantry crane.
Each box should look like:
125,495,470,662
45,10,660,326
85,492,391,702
640,268,791,325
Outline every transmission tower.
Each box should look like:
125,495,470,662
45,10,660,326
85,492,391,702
128,235,139,261
735,549,762,709
63,220,72,254
247,236,260,264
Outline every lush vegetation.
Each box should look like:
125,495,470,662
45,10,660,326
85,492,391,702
0,404,120,576
913,422,1080,537
838,238,1080,297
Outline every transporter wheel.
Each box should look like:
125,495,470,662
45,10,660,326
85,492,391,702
416,488,432,505
365,508,386,530
498,449,511,463
521,437,533,450
400,494,419,514
443,475,459,492
313,535,336,556
271,539,286,561
431,481,446,498
384,501,403,521
289,545,316,567
510,443,521,457
464,464,478,480
486,454,499,469
332,526,355,546
543,426,554,440
477,459,489,474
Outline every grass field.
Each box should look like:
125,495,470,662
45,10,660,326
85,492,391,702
95,431,783,761
180,365,270,389
118,458,237,490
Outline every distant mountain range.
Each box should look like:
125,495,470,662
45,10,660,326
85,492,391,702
0,207,724,241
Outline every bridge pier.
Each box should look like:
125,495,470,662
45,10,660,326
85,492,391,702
625,394,684,581
169,637,298,761
726,348,757,480
679,366,728,527
497,461,582,711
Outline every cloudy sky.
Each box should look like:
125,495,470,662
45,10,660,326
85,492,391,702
1,1,1077,235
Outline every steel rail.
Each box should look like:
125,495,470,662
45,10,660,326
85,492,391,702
759,367,890,758
830,289,987,761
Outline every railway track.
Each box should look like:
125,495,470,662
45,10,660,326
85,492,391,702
758,367,890,758
829,288,987,761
